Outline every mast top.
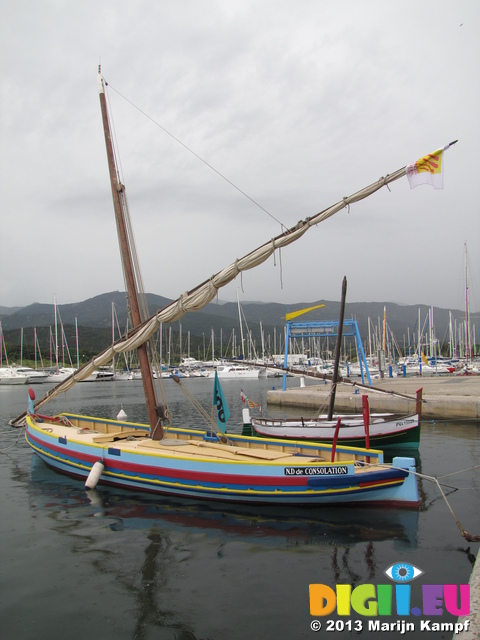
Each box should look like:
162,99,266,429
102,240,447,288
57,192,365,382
97,67,105,95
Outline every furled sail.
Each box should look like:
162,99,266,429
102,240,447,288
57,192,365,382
15,132,458,426
15,165,408,421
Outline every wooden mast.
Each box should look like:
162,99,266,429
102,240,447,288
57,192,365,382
97,68,163,438
327,276,347,421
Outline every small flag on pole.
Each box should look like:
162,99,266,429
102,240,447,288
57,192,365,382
241,389,259,408
213,371,230,434
406,140,457,190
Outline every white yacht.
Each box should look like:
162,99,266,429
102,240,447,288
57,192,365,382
13,367,49,384
208,363,260,379
45,367,77,383
0,367,29,385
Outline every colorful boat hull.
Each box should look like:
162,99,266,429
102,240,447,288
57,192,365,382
25,412,420,507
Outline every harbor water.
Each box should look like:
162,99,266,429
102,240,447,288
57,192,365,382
1,377,479,639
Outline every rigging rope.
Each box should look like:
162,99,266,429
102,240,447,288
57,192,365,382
170,374,216,431
105,80,287,230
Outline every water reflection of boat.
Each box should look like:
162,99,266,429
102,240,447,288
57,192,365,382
29,456,419,548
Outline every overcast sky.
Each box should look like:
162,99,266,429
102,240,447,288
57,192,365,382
1,1,479,316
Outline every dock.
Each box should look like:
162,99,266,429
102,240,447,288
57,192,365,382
266,376,480,421
452,554,479,639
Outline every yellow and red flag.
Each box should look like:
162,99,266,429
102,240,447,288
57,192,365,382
241,389,259,408
406,141,457,190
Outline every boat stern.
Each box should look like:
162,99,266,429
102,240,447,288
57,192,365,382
389,456,420,507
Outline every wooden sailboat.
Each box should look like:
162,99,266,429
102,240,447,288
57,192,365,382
15,68,434,507
249,280,421,450
249,411,420,450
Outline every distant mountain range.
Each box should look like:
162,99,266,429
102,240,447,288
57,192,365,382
0,291,469,357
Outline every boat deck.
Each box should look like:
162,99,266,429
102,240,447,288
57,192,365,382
30,413,383,468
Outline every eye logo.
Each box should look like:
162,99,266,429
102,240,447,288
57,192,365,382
384,562,424,583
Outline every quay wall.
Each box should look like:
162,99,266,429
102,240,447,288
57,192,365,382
266,376,480,420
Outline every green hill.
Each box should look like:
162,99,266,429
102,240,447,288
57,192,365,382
0,291,469,367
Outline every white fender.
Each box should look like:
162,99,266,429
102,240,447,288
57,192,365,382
85,461,105,490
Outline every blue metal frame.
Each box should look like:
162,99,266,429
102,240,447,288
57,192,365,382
282,319,372,389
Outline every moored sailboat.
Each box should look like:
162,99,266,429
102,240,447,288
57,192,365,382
24,403,419,506
12,69,457,508
245,280,421,450
249,412,420,450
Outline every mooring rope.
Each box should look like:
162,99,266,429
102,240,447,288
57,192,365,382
363,460,480,543
438,464,480,479
0,426,25,453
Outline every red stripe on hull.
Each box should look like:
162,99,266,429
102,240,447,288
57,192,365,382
27,430,99,464
27,429,310,487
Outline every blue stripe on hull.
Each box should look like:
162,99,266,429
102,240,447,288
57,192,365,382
29,449,412,507
33,452,411,505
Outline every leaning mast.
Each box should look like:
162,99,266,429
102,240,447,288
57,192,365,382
97,68,162,438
